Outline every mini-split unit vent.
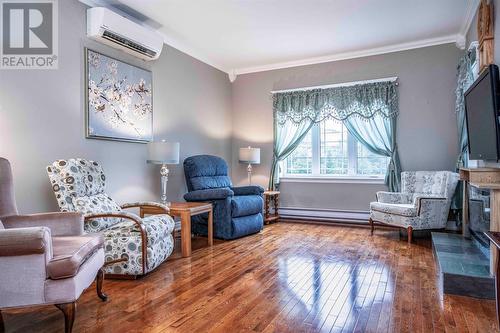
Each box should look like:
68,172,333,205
87,7,164,61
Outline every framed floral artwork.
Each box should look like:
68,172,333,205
85,48,153,143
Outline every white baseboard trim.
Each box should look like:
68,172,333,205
279,207,370,224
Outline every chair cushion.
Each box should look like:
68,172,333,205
231,195,263,218
231,214,263,239
401,171,456,197
48,234,104,280
183,155,232,191
46,159,107,212
370,202,418,217
74,193,122,233
118,214,175,236
190,176,233,191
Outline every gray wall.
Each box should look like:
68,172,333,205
231,44,462,211
0,0,464,215
466,11,478,46
0,0,232,213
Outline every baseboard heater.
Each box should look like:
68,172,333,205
278,207,370,224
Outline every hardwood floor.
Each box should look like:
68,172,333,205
2,222,498,332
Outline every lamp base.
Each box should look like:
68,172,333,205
160,164,169,204
247,163,253,185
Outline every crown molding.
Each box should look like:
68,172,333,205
459,0,480,39
78,0,230,74
80,0,480,79
232,34,460,75
227,70,237,83
158,33,229,73
456,34,467,49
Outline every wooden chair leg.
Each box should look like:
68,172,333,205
55,302,76,333
407,226,413,244
96,268,108,302
369,218,374,235
0,309,5,332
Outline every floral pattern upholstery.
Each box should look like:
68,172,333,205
74,193,123,233
375,192,412,204
370,202,417,217
370,171,459,230
47,158,175,276
102,215,174,275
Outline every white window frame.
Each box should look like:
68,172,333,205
281,123,387,184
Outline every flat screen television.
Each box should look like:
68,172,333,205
464,64,500,161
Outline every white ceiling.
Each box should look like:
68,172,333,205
87,0,478,75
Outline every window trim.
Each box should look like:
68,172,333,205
279,175,386,184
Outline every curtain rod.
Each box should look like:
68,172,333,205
270,76,398,94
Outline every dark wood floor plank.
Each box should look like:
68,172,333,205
1,222,497,333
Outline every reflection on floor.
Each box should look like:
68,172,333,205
2,222,498,332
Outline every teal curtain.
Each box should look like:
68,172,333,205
270,81,400,190
455,53,475,170
268,118,316,190
453,51,476,209
344,114,401,191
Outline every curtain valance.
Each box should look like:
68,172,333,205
273,81,399,126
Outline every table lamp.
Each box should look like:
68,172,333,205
239,146,260,185
147,140,180,205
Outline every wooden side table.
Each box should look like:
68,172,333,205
140,202,213,258
263,191,280,224
485,231,500,328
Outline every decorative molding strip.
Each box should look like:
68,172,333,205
233,34,460,75
279,207,370,223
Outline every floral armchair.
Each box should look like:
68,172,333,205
47,159,175,277
369,171,459,243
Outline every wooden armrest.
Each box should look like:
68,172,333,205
121,202,170,213
84,211,144,224
84,211,147,274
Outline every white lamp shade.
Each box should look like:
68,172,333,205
147,141,180,164
239,147,260,164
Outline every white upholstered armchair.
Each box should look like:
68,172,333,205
369,171,459,243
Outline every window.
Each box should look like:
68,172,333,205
285,130,312,175
284,120,389,178
320,120,348,175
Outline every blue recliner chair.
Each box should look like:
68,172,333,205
183,155,264,240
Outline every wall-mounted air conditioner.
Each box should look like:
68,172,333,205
87,7,164,61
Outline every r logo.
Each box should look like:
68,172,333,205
2,2,53,54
